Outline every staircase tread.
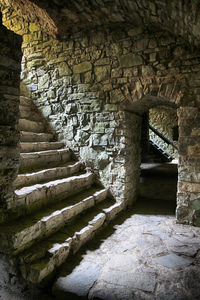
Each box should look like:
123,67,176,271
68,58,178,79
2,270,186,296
18,160,76,175
19,103,33,113
20,198,114,264
20,141,64,146
19,118,43,125
20,141,65,152
20,148,70,156
1,187,104,235
20,131,53,136
17,161,81,177
6,96,116,285
15,172,92,198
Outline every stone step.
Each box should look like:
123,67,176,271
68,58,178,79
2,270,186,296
0,187,108,256
18,119,44,133
19,105,41,122
11,173,94,218
19,148,71,172
20,96,33,107
14,161,82,189
20,131,54,142
19,198,117,284
20,141,65,153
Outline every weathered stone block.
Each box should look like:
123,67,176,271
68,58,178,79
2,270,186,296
73,62,92,73
38,74,49,90
29,23,40,33
94,66,110,82
192,199,200,210
119,53,143,67
59,62,72,76
110,89,124,103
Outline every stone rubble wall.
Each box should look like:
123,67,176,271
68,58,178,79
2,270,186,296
177,107,200,226
0,12,22,223
1,4,200,223
2,0,200,50
149,107,178,158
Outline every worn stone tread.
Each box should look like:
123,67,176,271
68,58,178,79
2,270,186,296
0,187,107,255
19,105,41,122
14,161,82,188
20,141,65,153
20,131,54,142
20,96,33,107
18,118,44,133
19,199,115,283
19,148,71,172
10,173,95,218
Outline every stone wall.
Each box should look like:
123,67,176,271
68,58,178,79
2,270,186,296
19,27,200,205
2,4,200,224
149,107,178,158
3,0,200,50
177,107,200,226
0,12,22,222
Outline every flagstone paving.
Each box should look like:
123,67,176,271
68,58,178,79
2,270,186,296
53,199,200,300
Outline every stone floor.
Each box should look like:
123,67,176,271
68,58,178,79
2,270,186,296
1,162,200,300
52,198,200,300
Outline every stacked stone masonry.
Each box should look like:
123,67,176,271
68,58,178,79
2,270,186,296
149,107,178,158
1,1,200,224
2,0,200,49
1,1,200,297
0,92,123,287
177,107,200,226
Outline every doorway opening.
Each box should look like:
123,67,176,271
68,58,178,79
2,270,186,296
139,106,178,215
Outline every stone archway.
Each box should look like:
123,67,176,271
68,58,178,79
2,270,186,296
121,91,200,226
120,96,179,203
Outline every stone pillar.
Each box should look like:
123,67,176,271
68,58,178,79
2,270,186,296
0,21,22,222
123,111,141,205
177,107,200,226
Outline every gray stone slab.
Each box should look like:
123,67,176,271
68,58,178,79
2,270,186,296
103,254,140,272
172,246,198,257
102,270,156,292
136,239,148,246
53,261,101,298
89,281,135,300
154,253,193,268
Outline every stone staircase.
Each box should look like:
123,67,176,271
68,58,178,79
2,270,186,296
0,96,122,285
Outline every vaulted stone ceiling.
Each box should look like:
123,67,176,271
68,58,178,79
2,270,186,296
2,0,200,47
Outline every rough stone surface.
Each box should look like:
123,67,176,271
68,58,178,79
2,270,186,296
0,18,22,223
177,107,200,225
0,94,119,293
149,107,178,158
53,202,200,299
154,253,193,268
1,3,200,223
1,0,200,51
1,0,200,298
53,262,101,298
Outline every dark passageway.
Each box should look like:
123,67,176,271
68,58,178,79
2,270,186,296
139,161,178,215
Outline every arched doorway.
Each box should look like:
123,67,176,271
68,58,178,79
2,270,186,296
121,95,179,215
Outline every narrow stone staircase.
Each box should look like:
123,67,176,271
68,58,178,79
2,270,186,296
0,96,122,285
